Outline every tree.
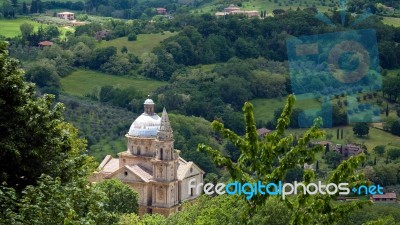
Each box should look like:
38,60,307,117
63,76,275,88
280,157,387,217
95,179,139,214
128,33,137,41
198,94,368,224
20,23,34,40
325,151,343,168
353,122,369,137
373,145,386,156
0,41,117,224
337,128,339,139
387,148,400,160
25,60,60,88
22,2,28,15
386,104,389,117
391,121,400,136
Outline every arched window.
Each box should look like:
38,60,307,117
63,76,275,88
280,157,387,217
160,148,163,160
137,147,141,155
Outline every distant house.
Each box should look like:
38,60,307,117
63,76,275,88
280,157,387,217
224,4,241,13
230,10,259,17
57,12,75,20
38,41,53,47
215,4,259,18
95,29,111,41
257,128,271,138
156,8,167,14
334,144,364,158
372,193,397,203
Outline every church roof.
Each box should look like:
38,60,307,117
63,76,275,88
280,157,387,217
126,165,153,182
177,157,204,180
128,98,161,137
128,113,161,137
98,155,119,173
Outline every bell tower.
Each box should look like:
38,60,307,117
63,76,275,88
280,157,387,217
151,108,180,214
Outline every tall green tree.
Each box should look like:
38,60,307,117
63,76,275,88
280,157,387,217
0,41,83,190
0,41,119,224
353,122,369,137
95,179,139,214
198,94,368,224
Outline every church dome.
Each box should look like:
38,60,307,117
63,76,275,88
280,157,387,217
128,98,160,137
128,114,161,137
144,98,154,105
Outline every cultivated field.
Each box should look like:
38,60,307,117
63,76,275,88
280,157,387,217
382,17,400,27
61,69,167,96
0,18,45,37
97,31,176,58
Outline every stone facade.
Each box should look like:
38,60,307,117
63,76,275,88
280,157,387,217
91,99,204,217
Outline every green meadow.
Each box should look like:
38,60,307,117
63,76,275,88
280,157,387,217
0,18,44,37
0,17,73,38
97,32,176,58
194,0,333,14
382,17,400,27
61,69,167,96
251,95,321,122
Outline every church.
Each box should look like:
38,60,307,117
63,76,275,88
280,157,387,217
91,98,204,216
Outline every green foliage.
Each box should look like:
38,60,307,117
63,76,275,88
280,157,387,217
0,41,117,224
353,122,370,137
198,94,369,224
95,179,139,214
325,151,343,168
338,204,400,225
128,32,137,41
373,145,386,156
18,175,117,224
387,148,400,160
25,59,60,88
0,42,87,190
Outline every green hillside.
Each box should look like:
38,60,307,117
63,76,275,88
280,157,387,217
61,69,167,96
97,32,176,58
0,18,46,37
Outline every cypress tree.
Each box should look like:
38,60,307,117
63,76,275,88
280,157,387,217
386,104,389,117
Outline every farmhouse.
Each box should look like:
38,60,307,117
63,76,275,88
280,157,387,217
57,12,75,20
156,8,167,14
333,144,364,158
38,41,53,47
91,99,204,216
371,193,397,203
215,4,259,18
257,128,271,138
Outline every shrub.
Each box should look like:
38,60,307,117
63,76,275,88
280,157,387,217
128,33,137,41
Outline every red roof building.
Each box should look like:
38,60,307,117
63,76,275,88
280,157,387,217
372,193,397,203
156,8,167,14
38,41,53,47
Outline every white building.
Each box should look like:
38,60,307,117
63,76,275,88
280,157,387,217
91,99,204,216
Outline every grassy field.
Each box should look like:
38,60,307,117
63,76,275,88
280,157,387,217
252,95,321,122
194,0,333,14
0,17,73,38
97,32,176,58
61,69,167,96
382,17,400,27
0,18,45,37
